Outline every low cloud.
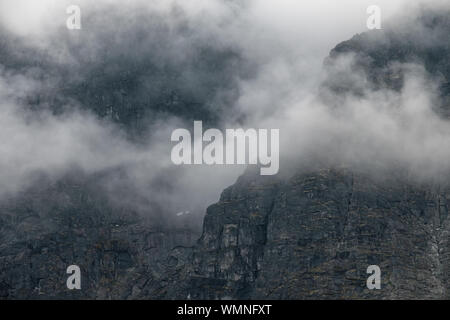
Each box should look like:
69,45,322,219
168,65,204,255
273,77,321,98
0,0,449,224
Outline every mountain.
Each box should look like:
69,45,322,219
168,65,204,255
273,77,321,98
2,6,450,300
161,7,450,299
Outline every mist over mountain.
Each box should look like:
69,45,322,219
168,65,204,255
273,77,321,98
1,0,450,299
159,4,450,299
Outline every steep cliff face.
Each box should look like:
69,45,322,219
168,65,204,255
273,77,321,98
169,168,450,299
0,173,200,299
4,167,449,299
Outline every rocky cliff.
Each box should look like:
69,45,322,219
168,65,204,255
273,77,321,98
166,168,450,299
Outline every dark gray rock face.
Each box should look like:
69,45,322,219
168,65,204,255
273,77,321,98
3,166,450,299
0,173,200,299
171,168,450,299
